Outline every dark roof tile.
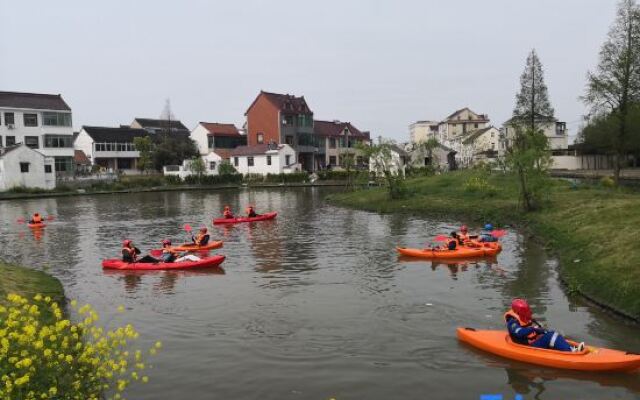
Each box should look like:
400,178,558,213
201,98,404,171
81,126,150,143
313,120,369,139
200,122,241,136
0,91,71,111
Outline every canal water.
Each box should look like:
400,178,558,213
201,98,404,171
0,188,638,400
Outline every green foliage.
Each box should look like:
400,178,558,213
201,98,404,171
601,175,616,188
218,160,237,175
164,175,183,185
513,49,555,126
151,136,199,171
317,170,369,181
463,176,498,197
263,172,309,183
188,157,206,183
405,166,436,177
183,174,242,185
359,140,406,199
133,137,153,173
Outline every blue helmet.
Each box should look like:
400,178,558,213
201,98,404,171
484,223,493,231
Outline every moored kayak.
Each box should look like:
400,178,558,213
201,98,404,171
149,241,223,256
457,327,640,372
396,242,501,259
28,223,46,229
102,255,225,271
213,211,277,225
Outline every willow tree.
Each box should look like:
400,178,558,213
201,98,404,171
583,0,640,185
507,49,554,211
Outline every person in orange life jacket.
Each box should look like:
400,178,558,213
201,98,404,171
223,206,234,219
30,213,43,224
192,227,210,246
246,205,258,218
161,240,200,263
505,298,584,352
458,225,470,243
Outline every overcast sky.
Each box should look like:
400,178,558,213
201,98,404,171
0,0,617,142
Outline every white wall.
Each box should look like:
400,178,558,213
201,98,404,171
232,144,296,175
74,129,95,161
369,149,405,176
190,124,210,155
0,145,55,190
164,152,222,179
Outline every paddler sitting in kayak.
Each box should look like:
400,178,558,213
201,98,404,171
506,298,584,352
29,212,44,225
458,225,470,243
223,205,235,219
246,205,259,218
192,227,210,246
161,240,200,263
433,232,460,251
478,224,498,242
122,240,158,264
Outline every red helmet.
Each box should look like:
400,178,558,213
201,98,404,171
460,225,468,232
123,240,132,247
162,239,171,246
511,298,532,324
200,226,207,232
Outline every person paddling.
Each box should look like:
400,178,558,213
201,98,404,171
505,298,584,352
192,227,210,246
161,240,200,263
246,205,259,218
30,213,44,224
478,224,498,243
458,225,470,243
122,240,140,263
435,232,460,251
223,206,235,219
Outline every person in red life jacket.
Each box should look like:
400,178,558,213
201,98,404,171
223,206,234,219
122,240,140,263
161,240,200,263
505,298,584,352
246,205,258,218
30,213,43,224
192,227,210,246
458,225,470,243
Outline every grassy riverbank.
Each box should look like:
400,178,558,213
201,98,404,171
328,171,640,320
0,262,65,321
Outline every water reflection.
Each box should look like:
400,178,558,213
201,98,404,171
103,268,225,294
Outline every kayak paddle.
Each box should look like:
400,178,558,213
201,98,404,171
433,235,449,242
491,230,507,238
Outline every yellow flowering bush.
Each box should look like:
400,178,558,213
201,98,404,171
0,294,160,400
464,176,498,197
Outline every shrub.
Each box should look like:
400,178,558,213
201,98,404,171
183,174,242,185
316,170,368,181
164,175,183,185
0,294,160,400
600,176,615,188
405,166,435,178
464,176,498,197
263,172,309,183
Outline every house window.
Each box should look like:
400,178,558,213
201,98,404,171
54,157,73,172
474,123,479,128
4,112,14,125
329,138,336,149
209,161,216,170
491,143,495,150
267,155,271,165
329,156,336,165
285,155,291,165
44,135,73,148
208,136,214,149
491,132,495,138
20,162,29,173
24,113,38,127
257,132,264,144
247,156,254,167
357,156,364,165
44,165,52,173
6,136,15,146
43,112,72,127
285,135,294,145
25,136,39,149
0,135,2,147
234,157,239,167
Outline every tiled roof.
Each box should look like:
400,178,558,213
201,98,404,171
505,113,557,125
0,144,23,157
81,126,149,143
200,122,241,136
313,120,369,139
133,118,189,132
0,91,71,111
230,144,282,156
74,150,90,164
444,107,489,122
246,91,312,115
462,127,494,144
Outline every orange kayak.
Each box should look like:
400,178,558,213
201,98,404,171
28,223,46,229
457,327,640,372
396,242,501,259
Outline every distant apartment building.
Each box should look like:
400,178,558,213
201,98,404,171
190,122,247,160
74,126,150,173
501,114,568,155
409,120,439,143
0,91,75,174
245,91,318,172
314,120,370,168
130,118,190,137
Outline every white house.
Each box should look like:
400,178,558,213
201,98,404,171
369,144,409,177
190,122,246,159
409,120,439,144
229,143,298,175
0,144,55,191
502,115,569,155
0,91,74,174
457,126,500,166
437,107,490,143
163,152,222,179
74,126,150,173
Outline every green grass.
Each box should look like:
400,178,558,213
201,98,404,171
0,262,65,322
328,170,640,320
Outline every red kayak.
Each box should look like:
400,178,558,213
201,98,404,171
102,255,225,271
213,211,277,225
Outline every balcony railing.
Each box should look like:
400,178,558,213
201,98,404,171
94,142,136,152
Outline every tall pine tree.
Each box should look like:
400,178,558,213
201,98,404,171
513,49,555,131
583,0,640,185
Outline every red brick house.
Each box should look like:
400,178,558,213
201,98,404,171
245,91,319,172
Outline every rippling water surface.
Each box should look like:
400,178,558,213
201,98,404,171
0,188,638,399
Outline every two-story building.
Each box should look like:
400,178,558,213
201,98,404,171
245,91,318,172
74,126,150,173
438,107,490,142
502,114,568,154
190,122,247,160
0,91,74,174
409,120,439,143
313,120,370,168
458,126,500,166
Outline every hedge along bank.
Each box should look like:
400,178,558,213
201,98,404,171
327,170,640,321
